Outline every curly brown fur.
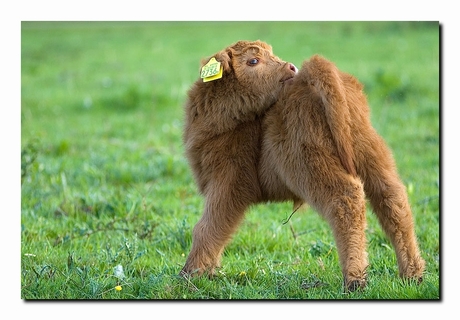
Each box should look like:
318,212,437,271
181,40,297,277
180,41,425,292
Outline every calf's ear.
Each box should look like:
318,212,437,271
216,49,233,73
201,49,232,74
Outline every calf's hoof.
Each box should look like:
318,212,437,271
344,278,367,293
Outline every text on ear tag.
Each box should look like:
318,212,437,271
201,57,223,82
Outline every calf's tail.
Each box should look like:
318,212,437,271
303,55,357,177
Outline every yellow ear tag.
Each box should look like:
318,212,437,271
200,57,223,82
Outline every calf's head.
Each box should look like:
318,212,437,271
193,41,297,122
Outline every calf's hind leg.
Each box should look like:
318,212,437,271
278,152,369,291
361,144,426,281
317,176,369,291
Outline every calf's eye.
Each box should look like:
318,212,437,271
247,58,259,66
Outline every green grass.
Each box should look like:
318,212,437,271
21,21,439,300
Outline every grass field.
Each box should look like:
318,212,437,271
21,21,439,300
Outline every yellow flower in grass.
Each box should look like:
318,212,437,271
115,285,122,291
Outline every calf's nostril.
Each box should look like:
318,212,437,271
289,63,298,73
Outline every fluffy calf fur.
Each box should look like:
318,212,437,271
261,55,425,290
181,41,425,292
182,40,297,278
